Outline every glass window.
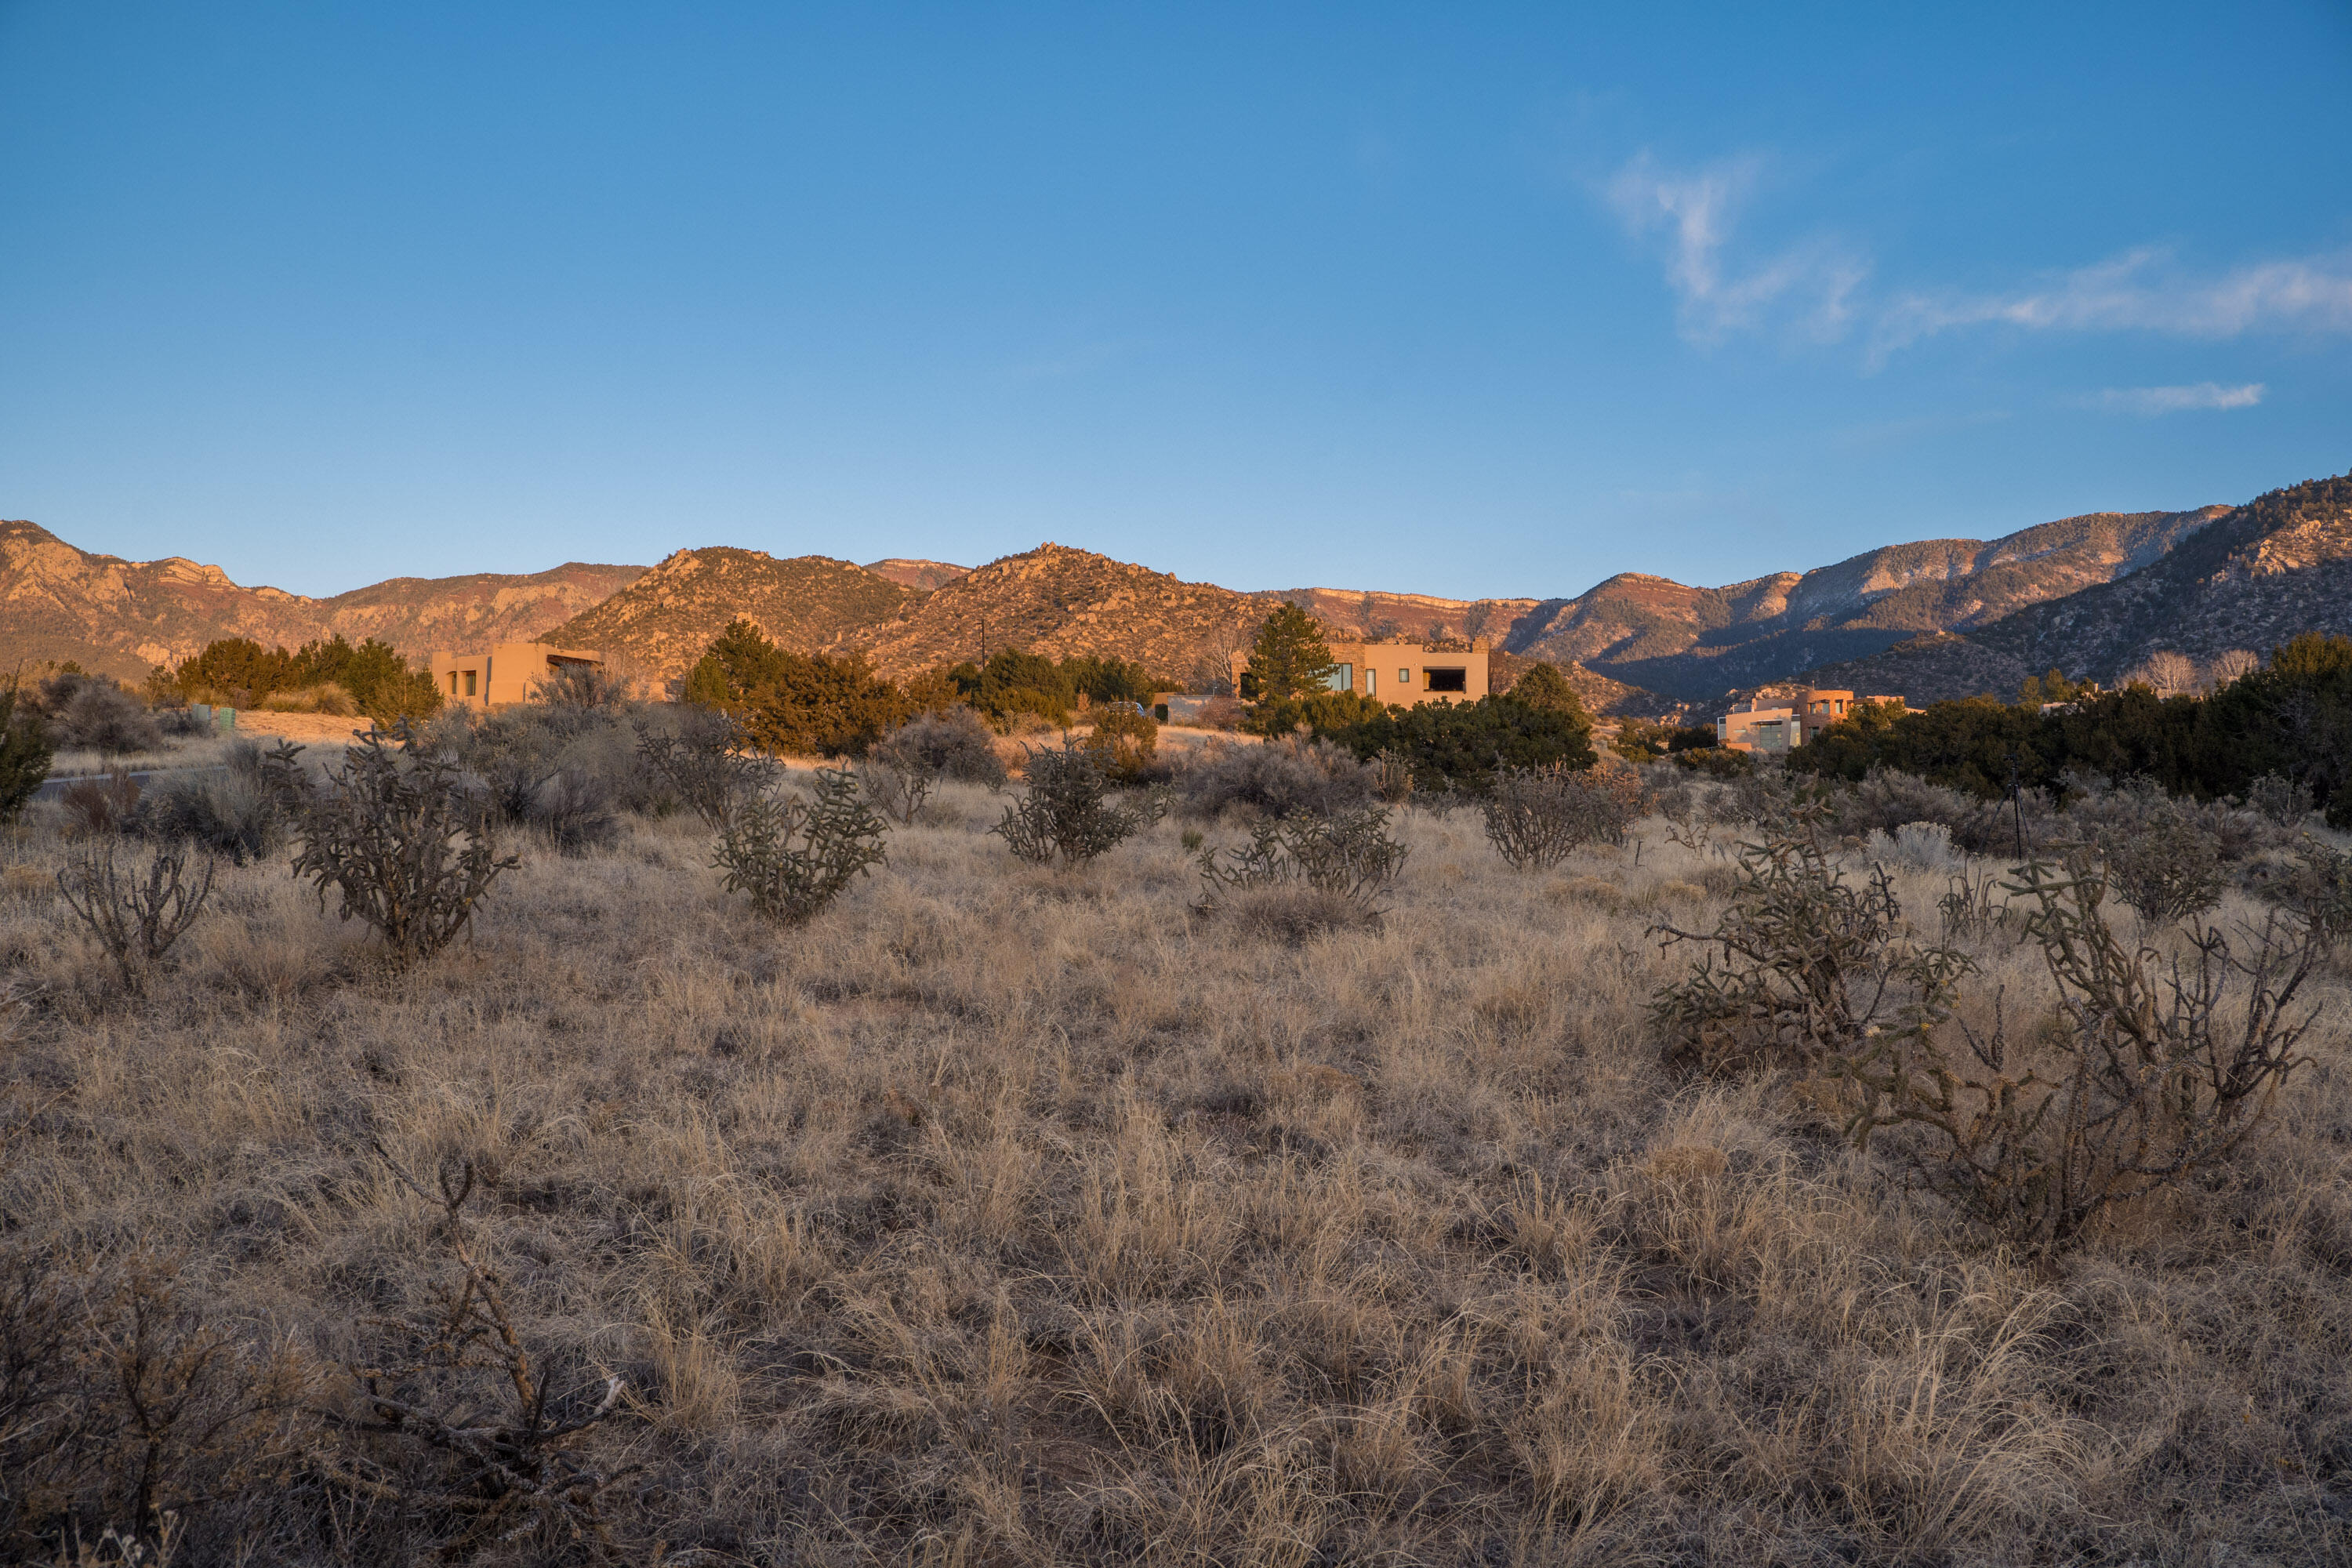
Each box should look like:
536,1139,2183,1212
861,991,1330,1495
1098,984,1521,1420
1327,663,1353,692
464,670,477,698
1398,667,1410,683
1425,666,1468,693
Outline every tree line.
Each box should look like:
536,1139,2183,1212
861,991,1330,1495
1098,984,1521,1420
1788,632,2352,826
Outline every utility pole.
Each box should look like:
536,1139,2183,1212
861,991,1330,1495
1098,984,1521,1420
2014,769,2026,862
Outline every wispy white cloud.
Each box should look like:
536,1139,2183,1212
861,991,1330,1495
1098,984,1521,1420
1600,153,2352,364
1872,249,2352,360
1603,154,1865,345
2086,381,2266,416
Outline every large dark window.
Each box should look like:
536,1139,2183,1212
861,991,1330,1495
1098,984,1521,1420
1425,666,1468,693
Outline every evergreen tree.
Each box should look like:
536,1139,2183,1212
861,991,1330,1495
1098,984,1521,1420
1245,602,1339,705
0,678,52,823
1508,661,1586,718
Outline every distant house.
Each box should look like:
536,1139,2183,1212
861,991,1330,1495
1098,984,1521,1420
1716,688,1904,753
428,642,602,710
1230,640,1490,706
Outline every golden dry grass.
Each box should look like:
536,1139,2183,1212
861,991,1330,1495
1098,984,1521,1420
4,783,2352,1563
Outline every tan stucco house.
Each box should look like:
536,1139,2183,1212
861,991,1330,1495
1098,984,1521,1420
1232,640,1490,706
428,642,603,711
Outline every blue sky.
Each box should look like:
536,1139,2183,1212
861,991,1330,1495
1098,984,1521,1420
2,2,2347,601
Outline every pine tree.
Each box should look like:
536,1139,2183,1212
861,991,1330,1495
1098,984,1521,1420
0,679,53,823
1508,660,1588,720
1246,602,1339,704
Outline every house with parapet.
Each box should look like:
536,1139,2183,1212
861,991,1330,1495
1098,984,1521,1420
1715,688,1905,753
427,642,603,711
1229,639,1490,706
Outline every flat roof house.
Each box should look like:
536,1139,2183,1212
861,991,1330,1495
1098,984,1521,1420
1716,688,1905,753
1231,640,1490,706
428,642,602,711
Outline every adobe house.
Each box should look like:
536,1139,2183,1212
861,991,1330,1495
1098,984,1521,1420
1715,688,1906,753
1230,640,1490,706
428,642,603,711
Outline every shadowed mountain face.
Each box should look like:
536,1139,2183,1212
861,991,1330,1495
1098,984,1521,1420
1799,470,2352,705
0,520,644,682
1497,507,2227,702
543,548,921,678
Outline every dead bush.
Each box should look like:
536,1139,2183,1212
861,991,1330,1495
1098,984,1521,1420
1482,764,1641,871
633,711,779,831
0,1246,312,1563
994,741,1141,866
2095,796,2225,928
2246,772,2314,828
289,724,518,966
1835,855,2321,1253
60,774,141,837
1176,734,1376,819
858,756,932,826
56,840,215,989
1649,804,1971,1078
712,767,888,924
1196,806,1406,932
316,1145,633,1561
136,741,289,865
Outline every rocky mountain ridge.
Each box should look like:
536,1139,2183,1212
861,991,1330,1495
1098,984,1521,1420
1500,507,2227,702
0,519,644,683
1788,470,2352,705
13,467,2347,714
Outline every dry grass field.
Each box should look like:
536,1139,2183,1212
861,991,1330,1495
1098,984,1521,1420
5,768,2352,1565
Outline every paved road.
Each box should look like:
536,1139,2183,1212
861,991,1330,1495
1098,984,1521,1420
32,766,227,804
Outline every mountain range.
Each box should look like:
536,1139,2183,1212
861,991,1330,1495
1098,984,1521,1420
5,465,2347,712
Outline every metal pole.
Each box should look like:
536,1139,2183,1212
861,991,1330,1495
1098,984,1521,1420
2005,750,2026,861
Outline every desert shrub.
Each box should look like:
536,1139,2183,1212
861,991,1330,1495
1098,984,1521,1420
1649,804,1972,1079
529,767,621,855
60,774,142,837
1176,735,1376,820
1368,748,1414,806
56,839,216,988
0,681,52,826
858,756,931,826
1831,765,2065,858
1080,704,1158,783
41,675,162,755
1835,855,2319,1253
994,742,1141,866
137,740,291,864
1673,744,1755,778
315,1146,634,1559
2245,771,2314,828
1243,688,1385,739
1864,820,1962,873
1481,763,1642,870
635,711,780,831
1323,693,1595,793
711,768,889,924
0,1246,314,1563
533,660,633,709
289,724,518,966
2096,810,2224,927
689,619,911,756
1195,806,1406,935
869,706,1007,789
